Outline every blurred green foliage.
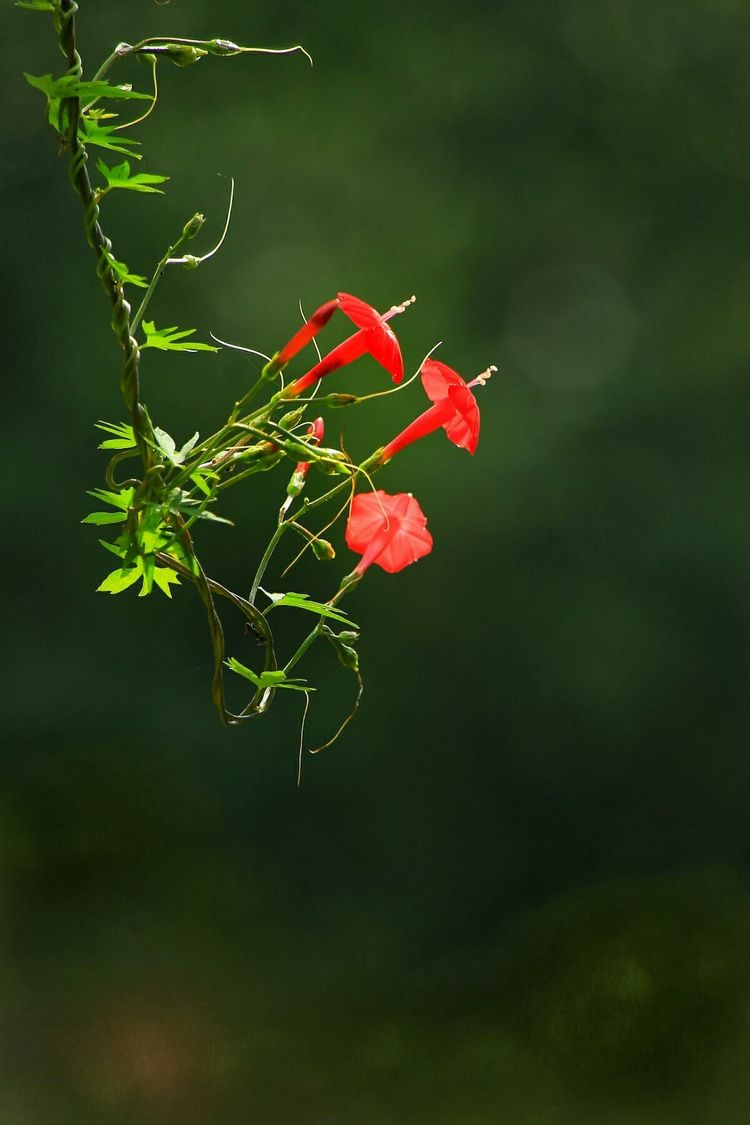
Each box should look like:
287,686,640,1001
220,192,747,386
3,0,750,1120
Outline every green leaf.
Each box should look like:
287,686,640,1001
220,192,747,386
99,539,127,559
95,420,136,450
179,433,200,460
96,158,169,194
153,566,181,598
79,117,142,158
224,658,313,692
179,507,233,525
264,592,357,628
25,73,152,103
151,427,200,466
141,320,219,354
106,254,148,288
139,553,155,597
153,426,177,461
97,566,141,595
16,1,56,10
87,486,134,511
189,470,215,498
82,511,128,526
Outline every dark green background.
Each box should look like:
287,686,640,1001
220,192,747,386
4,1,750,1120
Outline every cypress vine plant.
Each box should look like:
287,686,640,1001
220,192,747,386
21,0,493,763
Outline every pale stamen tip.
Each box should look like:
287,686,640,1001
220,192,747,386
387,294,417,318
470,364,498,388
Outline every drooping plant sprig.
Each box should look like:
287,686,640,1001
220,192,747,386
22,0,494,759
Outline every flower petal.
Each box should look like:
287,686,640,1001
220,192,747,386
338,293,404,382
443,384,480,453
420,358,465,404
345,490,392,554
337,292,382,332
346,491,432,574
373,494,433,573
364,324,404,383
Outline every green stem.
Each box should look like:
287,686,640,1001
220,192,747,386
175,393,285,486
249,522,287,605
283,625,321,675
282,580,356,676
216,454,283,492
229,365,278,422
57,0,153,466
131,225,193,334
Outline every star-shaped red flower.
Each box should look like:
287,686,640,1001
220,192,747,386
345,490,433,575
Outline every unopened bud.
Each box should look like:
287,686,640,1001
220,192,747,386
257,451,285,472
163,44,208,67
286,468,307,499
137,52,158,67
206,39,242,56
278,407,306,430
318,460,350,476
284,440,319,461
182,213,205,240
311,538,336,561
337,644,359,672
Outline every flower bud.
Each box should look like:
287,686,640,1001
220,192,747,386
285,468,307,499
206,39,242,56
311,538,336,561
182,213,205,240
320,625,360,671
136,52,158,67
278,407,306,430
284,440,321,462
162,44,208,67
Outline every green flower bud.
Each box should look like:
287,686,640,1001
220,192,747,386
206,39,242,56
337,630,359,644
283,440,317,461
320,625,359,671
311,538,336,561
163,44,208,67
136,52,158,67
182,213,205,241
285,469,306,499
278,407,306,430
337,644,359,672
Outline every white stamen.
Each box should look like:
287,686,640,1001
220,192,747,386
382,294,417,322
468,364,498,389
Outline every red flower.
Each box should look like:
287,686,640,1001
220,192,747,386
285,292,414,397
379,359,495,462
274,299,338,368
345,490,433,575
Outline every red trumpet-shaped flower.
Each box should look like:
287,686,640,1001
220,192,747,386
345,490,433,575
274,300,338,369
285,293,414,397
379,359,495,462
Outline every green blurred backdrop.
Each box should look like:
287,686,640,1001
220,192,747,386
4,0,750,1121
